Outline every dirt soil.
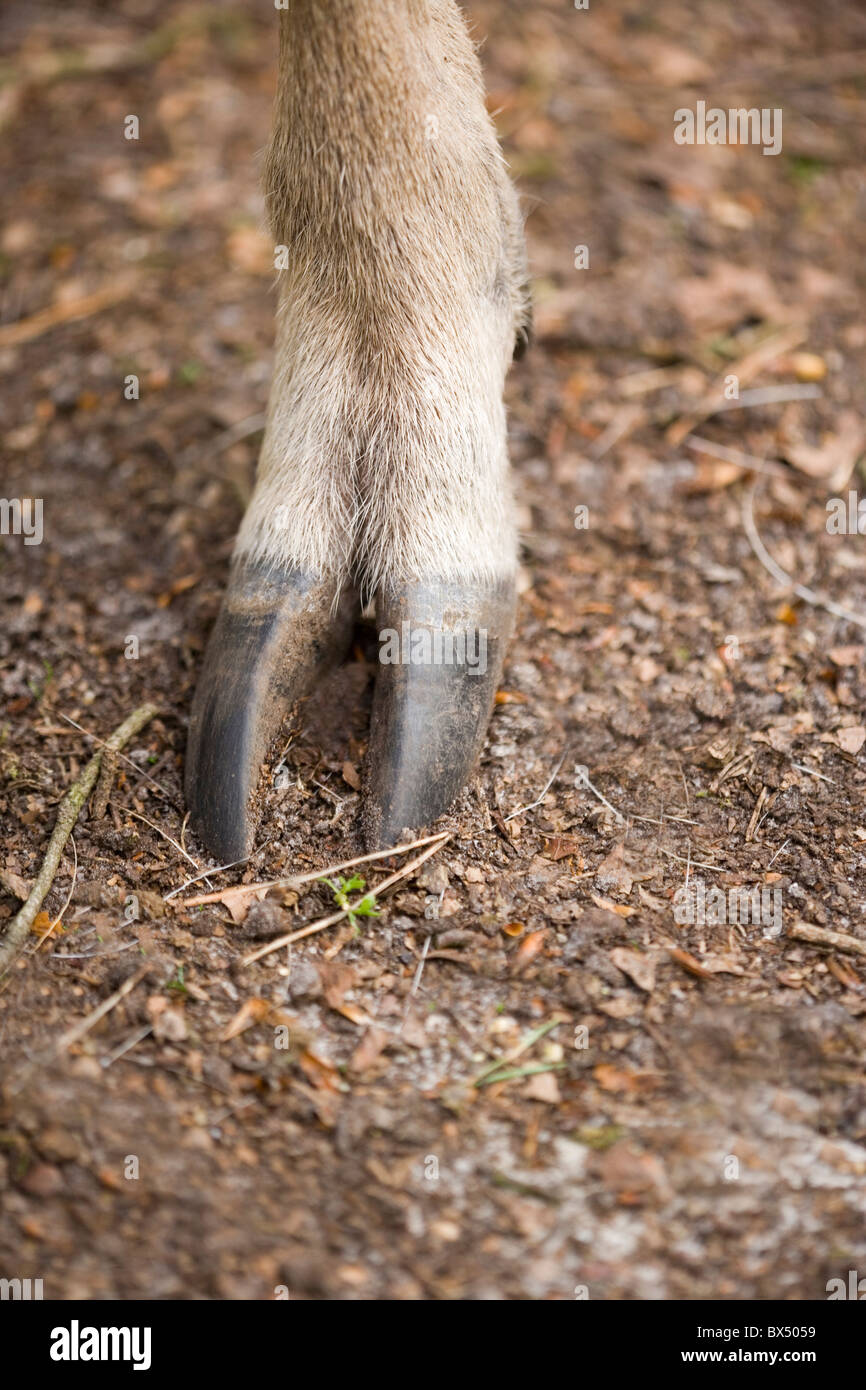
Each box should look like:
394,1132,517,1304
1,0,865,1300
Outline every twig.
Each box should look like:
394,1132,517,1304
126,809,201,874
101,1023,153,1069
791,762,836,785
0,278,137,349
59,712,175,804
742,479,866,631
163,856,250,901
573,764,626,824
178,412,266,468
715,384,822,412
789,921,866,959
685,435,793,483
505,752,568,821
56,964,151,1053
660,847,725,872
242,836,450,966
0,704,159,976
667,322,807,446
476,1061,566,1087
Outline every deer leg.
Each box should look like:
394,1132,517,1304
185,0,529,857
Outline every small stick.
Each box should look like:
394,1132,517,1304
789,921,866,959
242,835,450,966
505,752,568,822
0,704,159,976
126,809,201,873
56,964,151,1053
0,277,136,349
59,712,175,804
743,480,866,631
163,856,250,901
573,764,626,824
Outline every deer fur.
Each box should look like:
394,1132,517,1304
234,0,529,599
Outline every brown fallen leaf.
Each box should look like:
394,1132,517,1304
829,646,864,668
598,994,642,1019
341,760,361,790
500,921,525,938
510,929,547,973
610,947,656,993
837,726,866,756
522,1070,561,1104
668,946,714,979
0,868,32,901
542,834,582,861
593,1063,661,1095
593,1139,671,1205
590,893,635,918
197,884,269,925
785,411,866,488
594,843,634,895
349,1026,391,1074
220,996,272,1041
318,961,357,1010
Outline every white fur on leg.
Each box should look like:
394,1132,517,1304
234,0,529,596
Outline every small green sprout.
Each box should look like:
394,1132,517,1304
319,874,380,935
166,964,187,995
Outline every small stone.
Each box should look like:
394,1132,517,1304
287,959,322,1001
21,1162,64,1198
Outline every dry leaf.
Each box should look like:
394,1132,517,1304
30,910,53,936
543,834,582,861
837,726,866,756
829,646,864,667
785,411,865,488
349,1026,391,1074
212,884,269,925
610,947,656,993
595,843,634,896
510,929,547,973
668,946,713,979
221,996,271,1041
522,1070,561,1104
0,868,31,901
590,893,635,918
341,760,361,790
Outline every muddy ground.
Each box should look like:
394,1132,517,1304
1,0,865,1300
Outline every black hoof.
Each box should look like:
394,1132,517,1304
185,562,357,861
363,578,515,849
